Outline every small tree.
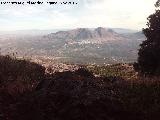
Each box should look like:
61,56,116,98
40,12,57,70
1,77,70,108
134,0,160,76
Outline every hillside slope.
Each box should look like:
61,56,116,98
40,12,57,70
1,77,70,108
1,55,160,120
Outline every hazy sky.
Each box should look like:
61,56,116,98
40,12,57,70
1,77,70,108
0,0,157,31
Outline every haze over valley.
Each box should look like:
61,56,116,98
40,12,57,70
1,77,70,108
0,27,145,64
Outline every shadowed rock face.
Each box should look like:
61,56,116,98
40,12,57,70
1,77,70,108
95,27,111,37
74,28,94,40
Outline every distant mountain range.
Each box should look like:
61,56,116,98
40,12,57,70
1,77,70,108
0,27,145,64
0,28,138,36
111,28,138,34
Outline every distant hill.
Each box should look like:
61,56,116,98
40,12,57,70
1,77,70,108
42,27,145,64
0,27,145,64
45,27,124,42
0,29,69,36
111,28,138,34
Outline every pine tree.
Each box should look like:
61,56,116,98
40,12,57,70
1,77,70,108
134,0,160,76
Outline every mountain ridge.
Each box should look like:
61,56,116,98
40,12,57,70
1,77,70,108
0,27,145,64
45,27,126,43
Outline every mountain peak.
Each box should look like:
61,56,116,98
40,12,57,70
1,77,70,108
46,27,121,41
74,28,93,40
95,27,106,30
76,28,89,31
95,27,114,37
